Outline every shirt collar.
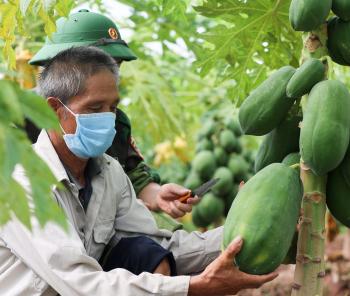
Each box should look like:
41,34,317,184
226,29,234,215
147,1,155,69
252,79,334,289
33,130,103,183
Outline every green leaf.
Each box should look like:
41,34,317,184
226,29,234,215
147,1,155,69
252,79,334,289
193,0,301,104
19,0,31,15
0,80,23,124
18,88,60,130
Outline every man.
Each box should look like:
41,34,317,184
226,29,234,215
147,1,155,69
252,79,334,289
0,46,277,295
26,9,196,225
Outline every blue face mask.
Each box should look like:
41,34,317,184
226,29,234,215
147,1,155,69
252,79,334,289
59,101,116,159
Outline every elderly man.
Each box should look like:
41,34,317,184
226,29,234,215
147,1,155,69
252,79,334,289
25,10,197,228
0,46,277,295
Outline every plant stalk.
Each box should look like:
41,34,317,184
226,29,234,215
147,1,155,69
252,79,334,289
292,162,327,296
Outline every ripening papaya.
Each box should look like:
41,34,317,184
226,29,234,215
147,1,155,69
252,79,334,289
213,147,229,166
254,114,301,172
184,171,202,191
192,150,217,180
282,152,301,167
219,129,238,153
286,58,325,98
300,80,350,176
228,154,249,182
327,148,350,228
238,66,296,136
332,0,350,21
327,17,350,66
289,0,332,31
212,167,234,197
223,163,303,274
192,193,224,227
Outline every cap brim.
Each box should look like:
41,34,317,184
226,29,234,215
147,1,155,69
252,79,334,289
29,41,137,66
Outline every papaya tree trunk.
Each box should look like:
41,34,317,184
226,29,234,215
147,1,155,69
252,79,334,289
292,163,327,295
292,25,329,296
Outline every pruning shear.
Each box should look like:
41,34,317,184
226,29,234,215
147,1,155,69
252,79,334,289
178,178,220,203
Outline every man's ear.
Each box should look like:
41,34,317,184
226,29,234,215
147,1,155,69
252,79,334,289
47,97,67,120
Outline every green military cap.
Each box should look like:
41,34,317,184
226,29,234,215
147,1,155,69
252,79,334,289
29,9,137,66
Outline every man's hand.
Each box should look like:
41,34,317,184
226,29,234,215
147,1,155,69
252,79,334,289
156,183,200,218
188,236,278,296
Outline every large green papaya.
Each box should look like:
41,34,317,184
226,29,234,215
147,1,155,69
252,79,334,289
192,193,224,227
238,66,296,136
332,0,350,21
223,163,303,275
327,148,350,227
254,114,301,172
289,0,331,31
212,167,233,197
286,58,325,98
327,17,350,66
300,80,350,176
282,152,301,166
192,150,216,180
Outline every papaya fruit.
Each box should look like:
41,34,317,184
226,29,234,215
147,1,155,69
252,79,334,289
282,152,301,166
196,138,214,152
201,119,216,138
327,148,350,228
225,118,242,137
224,184,239,216
213,147,229,166
327,17,350,66
238,66,296,136
212,167,234,197
184,171,202,191
289,0,332,31
286,58,325,98
228,154,249,182
192,150,216,180
300,80,350,176
219,129,238,153
254,114,301,172
282,232,298,264
223,163,303,275
332,0,350,21
193,193,224,227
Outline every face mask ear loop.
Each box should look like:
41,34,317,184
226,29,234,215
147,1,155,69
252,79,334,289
48,98,75,135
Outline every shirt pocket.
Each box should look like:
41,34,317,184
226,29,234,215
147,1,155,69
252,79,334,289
93,219,116,245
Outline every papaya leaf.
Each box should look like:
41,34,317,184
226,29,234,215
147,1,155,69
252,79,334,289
193,0,301,104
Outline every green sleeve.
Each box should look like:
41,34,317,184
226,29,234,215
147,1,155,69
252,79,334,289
127,161,161,195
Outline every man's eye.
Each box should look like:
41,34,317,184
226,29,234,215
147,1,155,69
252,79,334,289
110,105,117,113
90,106,101,112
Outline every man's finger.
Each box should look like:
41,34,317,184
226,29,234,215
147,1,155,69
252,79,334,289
169,202,186,217
222,236,243,261
161,183,190,199
174,200,192,213
186,196,200,205
244,272,279,288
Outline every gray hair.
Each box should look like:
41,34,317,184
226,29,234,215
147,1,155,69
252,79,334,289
38,46,119,103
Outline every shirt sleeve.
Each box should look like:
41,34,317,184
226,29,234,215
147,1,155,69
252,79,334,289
114,171,222,276
0,218,190,296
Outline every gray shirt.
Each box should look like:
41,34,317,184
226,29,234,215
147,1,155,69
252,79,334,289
0,130,223,295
